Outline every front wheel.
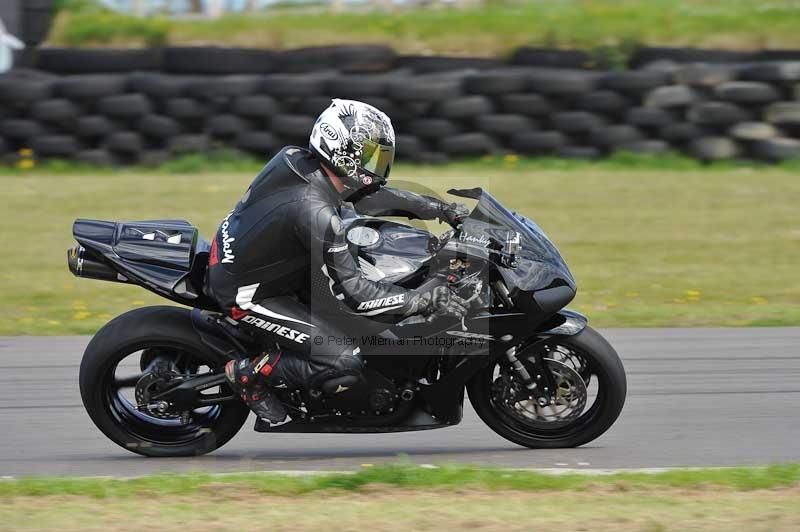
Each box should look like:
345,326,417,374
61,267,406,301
467,326,626,449
79,306,250,457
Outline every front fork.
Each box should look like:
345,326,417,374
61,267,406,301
504,343,558,407
510,308,588,403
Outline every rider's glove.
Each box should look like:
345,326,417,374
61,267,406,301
428,284,470,318
403,282,469,319
437,202,470,228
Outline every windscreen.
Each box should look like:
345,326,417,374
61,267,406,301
454,188,576,292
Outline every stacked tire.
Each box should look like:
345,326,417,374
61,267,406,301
3,47,800,164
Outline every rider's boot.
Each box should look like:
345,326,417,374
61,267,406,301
225,352,289,424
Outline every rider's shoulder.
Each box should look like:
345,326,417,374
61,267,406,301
278,146,324,183
256,146,313,181
254,146,333,208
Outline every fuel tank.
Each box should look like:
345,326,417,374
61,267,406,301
343,218,434,283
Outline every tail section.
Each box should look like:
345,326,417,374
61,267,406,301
67,218,218,310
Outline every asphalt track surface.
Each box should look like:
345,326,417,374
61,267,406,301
1,328,798,477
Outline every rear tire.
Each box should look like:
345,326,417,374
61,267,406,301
79,306,249,457
468,326,626,449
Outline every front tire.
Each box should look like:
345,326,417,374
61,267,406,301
79,306,250,457
468,326,626,449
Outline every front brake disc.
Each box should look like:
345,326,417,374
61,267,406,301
505,358,587,428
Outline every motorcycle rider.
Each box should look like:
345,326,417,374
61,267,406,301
206,99,471,424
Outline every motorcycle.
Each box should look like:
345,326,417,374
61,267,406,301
67,187,626,457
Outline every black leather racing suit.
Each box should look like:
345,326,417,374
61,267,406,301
206,146,447,389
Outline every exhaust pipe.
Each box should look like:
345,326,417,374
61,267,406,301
67,245,130,284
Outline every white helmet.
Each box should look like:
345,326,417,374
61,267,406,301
309,99,395,194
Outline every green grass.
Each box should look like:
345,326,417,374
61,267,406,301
3,466,800,532
1,463,798,498
1,159,798,335
2,464,798,531
49,0,800,57
5,149,800,176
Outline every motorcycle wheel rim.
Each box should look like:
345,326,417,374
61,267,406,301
488,342,607,440
100,344,226,447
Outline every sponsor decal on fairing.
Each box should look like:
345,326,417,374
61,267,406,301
459,232,491,247
446,330,495,341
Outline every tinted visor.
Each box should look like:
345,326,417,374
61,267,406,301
360,139,394,179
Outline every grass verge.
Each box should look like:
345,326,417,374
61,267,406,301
1,465,798,531
2,463,799,497
6,150,800,176
50,0,800,56
1,159,798,334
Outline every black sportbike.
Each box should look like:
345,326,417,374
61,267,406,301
68,188,626,457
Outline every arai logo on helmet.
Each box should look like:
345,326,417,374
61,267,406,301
320,122,338,141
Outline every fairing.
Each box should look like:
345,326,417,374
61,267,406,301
450,188,576,312
344,188,576,316
114,221,198,270
71,218,215,309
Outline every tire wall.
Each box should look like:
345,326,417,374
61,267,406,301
2,45,800,165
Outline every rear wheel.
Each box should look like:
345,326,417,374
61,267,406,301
467,326,626,448
79,306,249,457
